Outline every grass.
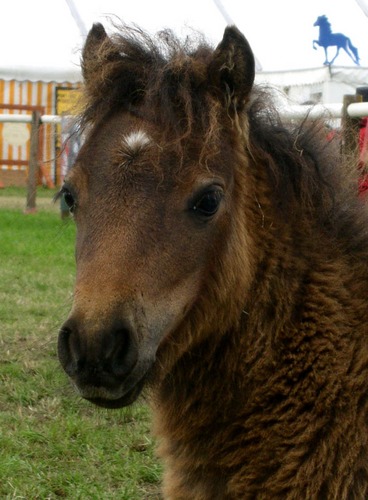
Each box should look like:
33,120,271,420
0,188,162,499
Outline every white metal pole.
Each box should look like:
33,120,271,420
64,0,88,38
212,0,263,71
355,0,368,17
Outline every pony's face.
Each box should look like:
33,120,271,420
58,23,255,408
58,111,236,408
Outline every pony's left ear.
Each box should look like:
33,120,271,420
208,26,255,112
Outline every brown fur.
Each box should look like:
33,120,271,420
58,22,368,498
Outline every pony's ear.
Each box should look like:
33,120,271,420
81,23,146,107
82,23,109,85
208,26,255,112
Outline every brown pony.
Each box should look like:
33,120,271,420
57,22,368,498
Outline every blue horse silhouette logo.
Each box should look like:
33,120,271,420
313,15,360,65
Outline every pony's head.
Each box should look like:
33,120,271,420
57,23,256,408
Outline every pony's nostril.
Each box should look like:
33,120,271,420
103,327,137,378
58,319,138,381
58,324,77,375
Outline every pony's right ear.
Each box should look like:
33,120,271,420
82,23,108,85
207,26,255,113
82,23,126,102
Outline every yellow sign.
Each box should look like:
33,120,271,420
56,86,82,116
55,86,82,153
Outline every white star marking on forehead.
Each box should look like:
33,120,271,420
122,130,151,152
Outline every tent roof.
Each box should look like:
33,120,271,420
0,65,82,84
255,65,368,88
2,62,368,90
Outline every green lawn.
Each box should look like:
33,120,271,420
0,188,162,499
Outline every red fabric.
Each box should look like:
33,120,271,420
358,118,368,197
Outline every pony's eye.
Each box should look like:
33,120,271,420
62,189,76,213
191,189,223,217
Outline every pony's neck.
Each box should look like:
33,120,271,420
153,230,306,421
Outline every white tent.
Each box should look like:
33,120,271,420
255,66,368,104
